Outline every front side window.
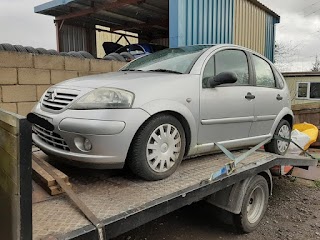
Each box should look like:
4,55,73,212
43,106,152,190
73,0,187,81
215,50,249,85
253,55,276,88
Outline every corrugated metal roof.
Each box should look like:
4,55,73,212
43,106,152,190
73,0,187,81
35,0,169,39
35,0,279,28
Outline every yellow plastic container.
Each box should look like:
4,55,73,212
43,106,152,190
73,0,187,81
293,123,319,150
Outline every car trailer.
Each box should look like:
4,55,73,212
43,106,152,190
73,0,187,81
31,149,317,240
0,110,317,240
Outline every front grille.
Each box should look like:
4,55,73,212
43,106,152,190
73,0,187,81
42,89,78,111
33,124,70,151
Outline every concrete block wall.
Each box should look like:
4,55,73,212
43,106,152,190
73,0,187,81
0,51,126,116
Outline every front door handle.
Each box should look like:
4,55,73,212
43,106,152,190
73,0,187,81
245,92,256,100
276,94,283,101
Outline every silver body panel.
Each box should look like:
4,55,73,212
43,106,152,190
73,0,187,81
31,44,293,168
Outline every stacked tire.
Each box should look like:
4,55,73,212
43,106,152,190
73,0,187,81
103,52,135,62
0,43,95,59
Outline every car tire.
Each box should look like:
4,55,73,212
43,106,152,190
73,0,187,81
233,175,269,233
2,43,16,52
265,119,291,155
120,52,135,61
128,114,186,181
108,53,126,62
103,55,117,61
25,46,39,54
14,45,28,53
79,51,95,59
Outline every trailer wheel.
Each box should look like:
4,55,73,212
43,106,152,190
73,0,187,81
128,114,186,181
233,175,269,233
265,119,291,155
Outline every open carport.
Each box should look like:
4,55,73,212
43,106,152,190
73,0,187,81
35,0,280,61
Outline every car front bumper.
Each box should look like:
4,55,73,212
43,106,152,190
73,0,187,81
32,103,150,169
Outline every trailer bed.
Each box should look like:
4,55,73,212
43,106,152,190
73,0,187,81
32,150,317,240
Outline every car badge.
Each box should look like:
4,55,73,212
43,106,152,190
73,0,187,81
47,90,57,101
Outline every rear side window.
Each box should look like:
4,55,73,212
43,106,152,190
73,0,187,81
215,50,249,85
253,55,276,88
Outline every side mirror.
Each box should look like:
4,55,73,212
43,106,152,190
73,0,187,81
208,72,238,88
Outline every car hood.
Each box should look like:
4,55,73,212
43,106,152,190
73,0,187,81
56,71,177,89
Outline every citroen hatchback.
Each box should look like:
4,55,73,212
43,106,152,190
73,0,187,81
30,44,293,180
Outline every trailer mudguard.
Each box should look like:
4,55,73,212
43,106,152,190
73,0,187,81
206,170,273,214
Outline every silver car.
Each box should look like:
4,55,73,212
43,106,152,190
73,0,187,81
31,44,293,180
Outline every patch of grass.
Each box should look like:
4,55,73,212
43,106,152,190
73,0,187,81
314,180,320,188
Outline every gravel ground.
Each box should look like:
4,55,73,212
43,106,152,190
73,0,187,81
114,177,320,240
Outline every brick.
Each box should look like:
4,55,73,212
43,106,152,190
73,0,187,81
18,68,50,85
0,68,17,84
17,102,37,116
51,70,78,84
65,57,90,72
2,85,36,102
0,51,33,68
34,55,65,70
90,59,113,72
112,61,126,72
37,85,52,100
0,103,17,113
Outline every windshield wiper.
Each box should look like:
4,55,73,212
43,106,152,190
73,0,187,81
148,69,183,74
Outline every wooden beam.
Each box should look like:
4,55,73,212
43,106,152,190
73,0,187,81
55,0,142,21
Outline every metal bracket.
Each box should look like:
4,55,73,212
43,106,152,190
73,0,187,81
209,137,272,181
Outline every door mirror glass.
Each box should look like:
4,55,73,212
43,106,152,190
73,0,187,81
208,72,238,87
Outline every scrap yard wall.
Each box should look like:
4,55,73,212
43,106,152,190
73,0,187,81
0,51,126,115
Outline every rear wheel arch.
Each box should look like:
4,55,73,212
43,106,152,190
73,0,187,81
282,114,293,128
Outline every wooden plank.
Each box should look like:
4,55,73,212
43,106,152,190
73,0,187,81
0,120,18,135
0,110,20,128
0,128,17,159
0,147,17,183
32,159,69,187
0,169,18,196
32,156,71,196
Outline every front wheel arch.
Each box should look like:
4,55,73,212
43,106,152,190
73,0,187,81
126,111,192,162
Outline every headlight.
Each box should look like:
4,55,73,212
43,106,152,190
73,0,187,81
70,88,134,110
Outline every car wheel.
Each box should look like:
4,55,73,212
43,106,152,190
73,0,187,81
265,119,291,155
233,175,269,233
128,114,186,181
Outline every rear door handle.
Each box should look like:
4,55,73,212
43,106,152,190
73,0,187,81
276,94,283,101
245,92,255,100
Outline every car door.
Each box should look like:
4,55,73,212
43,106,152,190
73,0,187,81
198,49,256,145
249,54,285,137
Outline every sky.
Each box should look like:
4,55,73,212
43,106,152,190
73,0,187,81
1,0,320,72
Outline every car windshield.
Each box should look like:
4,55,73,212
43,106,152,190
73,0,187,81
121,45,211,74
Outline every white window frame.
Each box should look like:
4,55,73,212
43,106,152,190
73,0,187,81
296,82,320,100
